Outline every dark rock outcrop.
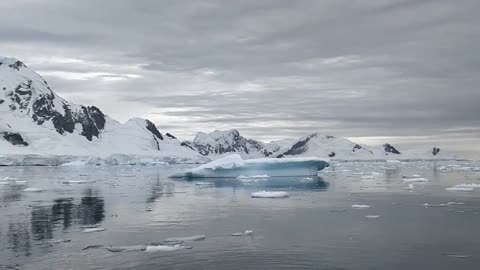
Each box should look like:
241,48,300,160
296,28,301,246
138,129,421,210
432,147,440,156
328,152,336,157
1,132,28,146
383,144,401,154
166,133,176,139
145,120,163,140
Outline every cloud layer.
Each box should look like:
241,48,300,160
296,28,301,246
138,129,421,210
1,0,479,156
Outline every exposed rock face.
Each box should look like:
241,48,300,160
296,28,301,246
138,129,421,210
1,57,107,141
166,133,177,139
383,144,401,154
187,129,266,158
145,119,163,140
1,132,28,146
280,133,316,156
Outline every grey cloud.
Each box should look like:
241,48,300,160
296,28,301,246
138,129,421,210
0,0,479,156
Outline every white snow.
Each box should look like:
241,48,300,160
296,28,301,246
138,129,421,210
164,235,206,242
365,215,380,219
351,204,371,209
445,187,474,191
22,187,44,192
251,191,289,198
454,183,480,188
82,228,106,233
145,245,190,253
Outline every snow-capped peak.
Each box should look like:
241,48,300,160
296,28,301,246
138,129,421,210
182,129,269,158
0,56,206,164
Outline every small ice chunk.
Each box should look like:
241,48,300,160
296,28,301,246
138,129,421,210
365,215,380,219
446,202,465,205
455,183,480,188
251,191,289,198
403,177,429,183
164,235,206,242
231,230,254,236
352,204,371,209
106,245,147,252
145,245,192,253
361,176,375,179
371,172,383,176
22,187,44,192
386,160,401,163
404,184,414,190
82,228,106,233
445,187,474,191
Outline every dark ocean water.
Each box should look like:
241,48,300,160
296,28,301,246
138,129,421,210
1,160,480,270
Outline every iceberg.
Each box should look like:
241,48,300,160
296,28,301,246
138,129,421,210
170,154,329,179
251,191,289,198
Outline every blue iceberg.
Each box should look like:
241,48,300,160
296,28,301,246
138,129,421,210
170,154,329,179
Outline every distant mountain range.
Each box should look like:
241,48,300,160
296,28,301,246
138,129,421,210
182,129,454,160
0,57,457,165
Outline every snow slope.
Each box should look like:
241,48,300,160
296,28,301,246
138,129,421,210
0,57,207,164
187,130,458,161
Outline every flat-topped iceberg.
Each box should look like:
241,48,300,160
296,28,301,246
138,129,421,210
170,154,329,179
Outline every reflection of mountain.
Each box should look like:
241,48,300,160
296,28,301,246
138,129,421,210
77,189,105,225
27,189,105,241
146,175,176,203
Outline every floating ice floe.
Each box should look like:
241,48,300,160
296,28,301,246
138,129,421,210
82,228,106,233
351,204,371,209
403,177,429,183
105,245,147,252
231,230,254,236
22,187,44,192
454,183,480,188
445,187,474,191
164,234,206,242
170,154,329,179
404,184,414,190
386,160,401,164
365,215,380,219
251,191,289,198
361,175,376,179
145,244,192,253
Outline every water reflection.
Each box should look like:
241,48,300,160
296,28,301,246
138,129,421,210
187,176,329,190
1,188,105,268
77,189,104,225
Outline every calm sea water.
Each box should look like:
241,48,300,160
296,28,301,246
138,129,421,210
1,161,480,270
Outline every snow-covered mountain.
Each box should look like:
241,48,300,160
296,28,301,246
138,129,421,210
181,129,272,159
0,57,207,164
187,130,456,160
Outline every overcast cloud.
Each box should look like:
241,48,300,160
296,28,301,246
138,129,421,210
1,0,479,157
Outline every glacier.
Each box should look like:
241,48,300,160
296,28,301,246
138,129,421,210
170,154,329,179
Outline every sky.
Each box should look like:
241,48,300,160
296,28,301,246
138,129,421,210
1,0,479,157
